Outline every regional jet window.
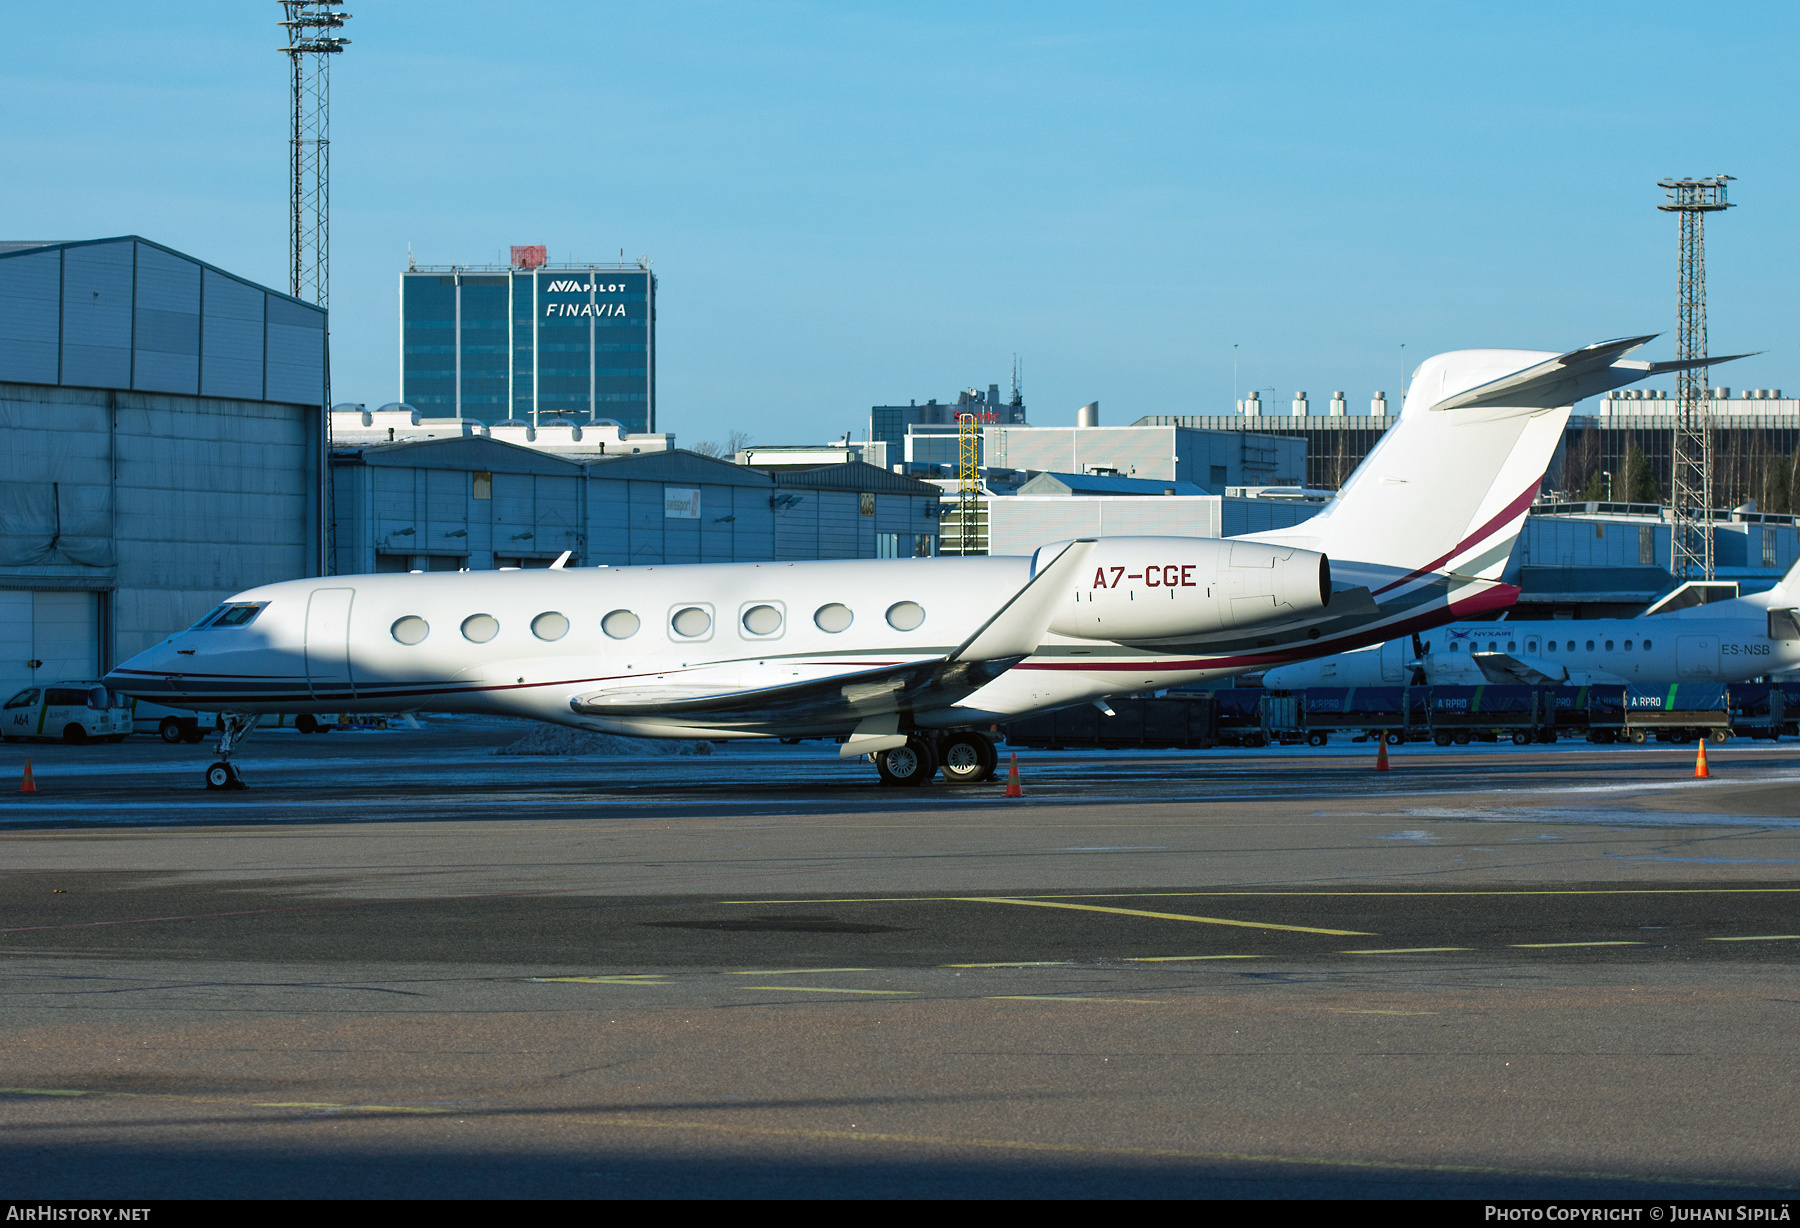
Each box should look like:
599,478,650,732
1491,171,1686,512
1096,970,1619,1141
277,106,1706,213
602,610,640,639
1623,641,1633,652
1527,639,1539,654
814,603,853,633
1642,639,1652,650
4,689,39,710
391,616,429,645
1507,640,1516,652
1605,640,1614,651
531,612,570,642
886,601,926,631
461,614,500,643
1487,642,1497,653
1586,640,1595,652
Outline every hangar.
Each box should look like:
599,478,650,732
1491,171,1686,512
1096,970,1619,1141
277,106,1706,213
0,236,327,704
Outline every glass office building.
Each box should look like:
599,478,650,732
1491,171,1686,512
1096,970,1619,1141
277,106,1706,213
400,258,655,431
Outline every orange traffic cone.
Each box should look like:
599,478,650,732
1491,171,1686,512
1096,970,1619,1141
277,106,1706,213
1694,739,1710,779
19,758,36,794
1004,752,1023,798
1375,738,1390,772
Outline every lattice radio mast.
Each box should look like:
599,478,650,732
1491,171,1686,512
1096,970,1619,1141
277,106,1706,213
281,2,350,575
282,2,349,307
955,412,981,555
1657,175,1733,582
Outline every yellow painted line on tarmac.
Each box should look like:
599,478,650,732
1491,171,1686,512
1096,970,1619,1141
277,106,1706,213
0,1087,448,1114
1343,947,1472,955
527,975,669,985
724,888,1800,904
1126,955,1263,962
725,967,874,975
1329,1009,1438,1016
745,979,914,986
944,961,1071,968
1510,941,1644,948
986,996,1164,1003
959,896,1372,936
1705,935,1800,942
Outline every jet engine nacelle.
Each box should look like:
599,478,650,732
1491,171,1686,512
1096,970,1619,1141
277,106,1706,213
1042,537,1331,642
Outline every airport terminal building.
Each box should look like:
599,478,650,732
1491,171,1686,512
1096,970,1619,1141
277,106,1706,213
400,250,655,431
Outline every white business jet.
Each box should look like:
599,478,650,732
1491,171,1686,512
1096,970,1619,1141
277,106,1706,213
107,337,1740,789
1261,562,1800,691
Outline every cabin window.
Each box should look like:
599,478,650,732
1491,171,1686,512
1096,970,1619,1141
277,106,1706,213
1623,640,1633,652
1487,641,1497,653
1643,638,1652,650
1605,640,1615,651
1507,640,1516,652
531,612,570,642
391,616,429,645
886,601,926,631
601,610,639,639
814,603,854,633
1450,642,1460,652
461,614,500,643
671,606,712,638
1527,639,1539,654
1586,640,1595,652
741,604,783,636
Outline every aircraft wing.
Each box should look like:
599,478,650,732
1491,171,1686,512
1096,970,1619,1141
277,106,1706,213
1470,651,1568,687
1432,336,1753,413
568,539,1100,730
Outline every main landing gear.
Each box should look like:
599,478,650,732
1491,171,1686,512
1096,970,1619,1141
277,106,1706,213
874,732,999,787
204,712,256,790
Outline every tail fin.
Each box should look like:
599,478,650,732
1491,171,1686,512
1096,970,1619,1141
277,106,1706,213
1247,337,1747,581
1768,555,1800,605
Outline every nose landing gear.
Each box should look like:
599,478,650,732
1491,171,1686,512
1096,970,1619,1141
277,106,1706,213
204,712,256,790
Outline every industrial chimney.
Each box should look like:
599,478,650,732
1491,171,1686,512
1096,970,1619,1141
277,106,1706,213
1076,401,1100,428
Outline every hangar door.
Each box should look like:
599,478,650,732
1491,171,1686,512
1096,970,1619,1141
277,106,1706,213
0,591,99,704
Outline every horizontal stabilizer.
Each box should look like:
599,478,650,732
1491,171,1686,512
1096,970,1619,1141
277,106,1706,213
1433,336,1752,413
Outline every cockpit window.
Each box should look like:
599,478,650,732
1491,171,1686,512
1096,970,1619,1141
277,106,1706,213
188,604,231,630
212,603,267,628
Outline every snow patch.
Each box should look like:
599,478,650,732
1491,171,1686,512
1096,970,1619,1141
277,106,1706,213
493,725,715,757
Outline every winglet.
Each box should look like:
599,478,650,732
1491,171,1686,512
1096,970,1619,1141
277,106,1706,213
948,539,1099,663
550,550,572,570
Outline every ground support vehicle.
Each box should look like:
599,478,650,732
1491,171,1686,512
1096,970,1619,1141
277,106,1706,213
1002,695,1217,750
1620,684,1730,744
1296,686,1422,746
1426,685,1541,746
3,683,134,744
1728,682,1800,741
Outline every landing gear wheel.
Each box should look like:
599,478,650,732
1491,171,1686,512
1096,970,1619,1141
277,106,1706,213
295,713,319,735
1306,731,1328,747
204,761,244,790
876,738,938,787
938,733,997,784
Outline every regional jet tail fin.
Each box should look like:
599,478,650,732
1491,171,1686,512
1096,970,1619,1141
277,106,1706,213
1244,338,1748,592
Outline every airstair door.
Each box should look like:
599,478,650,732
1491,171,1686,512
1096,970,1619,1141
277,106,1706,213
305,588,355,699
1676,634,1719,681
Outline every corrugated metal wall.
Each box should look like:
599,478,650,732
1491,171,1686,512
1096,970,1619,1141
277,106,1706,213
0,238,326,408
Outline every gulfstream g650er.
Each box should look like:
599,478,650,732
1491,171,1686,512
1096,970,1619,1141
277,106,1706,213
107,338,1742,788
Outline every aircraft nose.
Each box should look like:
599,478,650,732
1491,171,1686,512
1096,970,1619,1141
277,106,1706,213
104,644,179,697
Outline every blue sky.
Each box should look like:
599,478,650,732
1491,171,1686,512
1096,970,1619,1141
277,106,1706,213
3,2,1796,444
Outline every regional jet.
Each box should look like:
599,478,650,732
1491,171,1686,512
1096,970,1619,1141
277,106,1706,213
1260,561,1800,691
106,337,1743,789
